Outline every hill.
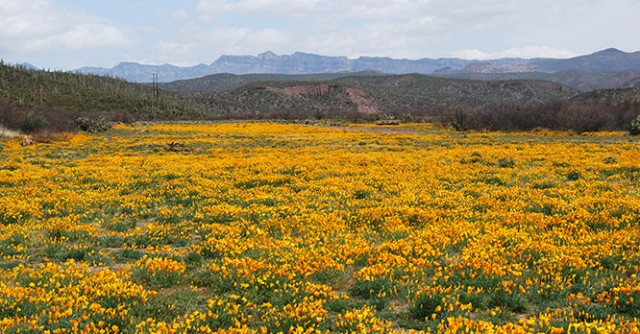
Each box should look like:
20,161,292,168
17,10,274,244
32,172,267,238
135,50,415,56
191,74,577,120
0,61,210,132
158,72,382,93
435,70,640,91
4,61,639,134
530,48,640,73
571,87,640,105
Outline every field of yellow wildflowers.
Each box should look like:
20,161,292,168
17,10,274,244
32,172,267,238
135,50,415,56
1,122,640,333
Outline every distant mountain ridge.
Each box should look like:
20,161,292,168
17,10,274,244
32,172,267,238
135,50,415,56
76,48,640,91
77,51,478,83
4,60,639,134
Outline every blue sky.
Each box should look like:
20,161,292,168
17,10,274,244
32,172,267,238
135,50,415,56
1,0,639,70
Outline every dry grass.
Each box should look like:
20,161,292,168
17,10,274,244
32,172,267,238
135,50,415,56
0,125,20,138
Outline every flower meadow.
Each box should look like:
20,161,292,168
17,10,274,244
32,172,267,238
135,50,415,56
1,122,640,333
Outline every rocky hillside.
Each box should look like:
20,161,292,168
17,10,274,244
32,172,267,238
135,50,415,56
194,74,577,119
158,72,378,93
571,87,640,105
436,70,640,91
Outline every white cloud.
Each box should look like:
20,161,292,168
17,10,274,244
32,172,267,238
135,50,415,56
0,0,132,54
450,49,492,60
195,0,432,21
3,0,638,69
149,26,294,65
451,47,579,60
197,0,338,16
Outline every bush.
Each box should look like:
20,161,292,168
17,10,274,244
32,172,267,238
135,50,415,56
567,171,581,181
20,110,49,133
489,291,528,313
1,104,94,133
497,157,516,168
439,101,639,133
440,107,474,131
349,278,389,299
74,116,112,133
0,103,23,130
629,115,640,135
410,294,442,320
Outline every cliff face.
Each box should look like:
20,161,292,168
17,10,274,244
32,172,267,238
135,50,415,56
264,84,379,114
213,52,352,75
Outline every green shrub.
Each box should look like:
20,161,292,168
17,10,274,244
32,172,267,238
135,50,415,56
629,115,640,135
410,294,442,320
489,291,527,313
458,292,488,310
353,189,371,200
497,157,515,168
74,116,112,132
349,278,389,299
20,111,49,133
567,171,581,181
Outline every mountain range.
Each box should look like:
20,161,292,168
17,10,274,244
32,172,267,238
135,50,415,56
77,48,640,91
4,58,640,134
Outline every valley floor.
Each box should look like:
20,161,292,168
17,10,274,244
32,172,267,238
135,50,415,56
1,122,640,333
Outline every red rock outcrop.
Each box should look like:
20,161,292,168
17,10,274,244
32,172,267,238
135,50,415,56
346,88,379,114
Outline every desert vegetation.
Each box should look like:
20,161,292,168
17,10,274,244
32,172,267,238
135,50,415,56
0,61,208,132
437,100,640,133
1,122,640,332
2,61,640,332
4,62,640,135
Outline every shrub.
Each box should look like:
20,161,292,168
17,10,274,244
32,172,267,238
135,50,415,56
349,278,389,299
410,294,442,320
562,104,612,133
0,103,22,131
567,171,581,181
20,110,49,133
497,157,515,168
353,189,371,200
74,115,112,133
489,291,527,313
440,107,474,131
629,115,640,135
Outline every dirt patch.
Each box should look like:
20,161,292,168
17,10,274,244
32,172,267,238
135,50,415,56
346,88,379,114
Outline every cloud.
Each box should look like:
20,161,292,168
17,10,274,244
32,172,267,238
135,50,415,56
196,0,340,17
149,26,294,65
195,0,432,22
0,0,132,54
188,0,447,60
451,47,579,60
4,0,637,69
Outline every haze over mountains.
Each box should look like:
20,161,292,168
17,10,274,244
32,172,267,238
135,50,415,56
77,48,640,91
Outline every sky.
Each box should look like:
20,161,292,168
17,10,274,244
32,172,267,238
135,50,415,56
0,0,639,70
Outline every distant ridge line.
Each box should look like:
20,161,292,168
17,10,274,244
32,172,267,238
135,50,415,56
75,48,640,90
